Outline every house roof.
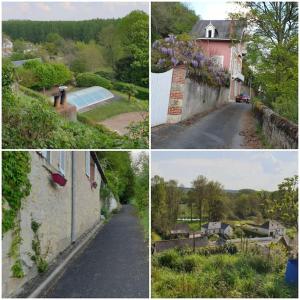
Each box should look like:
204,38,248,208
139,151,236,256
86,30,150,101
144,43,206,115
191,20,245,41
171,223,190,232
202,222,231,230
261,220,285,229
90,152,107,184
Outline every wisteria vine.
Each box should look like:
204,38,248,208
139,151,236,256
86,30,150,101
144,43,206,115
152,34,230,88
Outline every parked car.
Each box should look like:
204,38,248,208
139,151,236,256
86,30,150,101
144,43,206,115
235,93,250,103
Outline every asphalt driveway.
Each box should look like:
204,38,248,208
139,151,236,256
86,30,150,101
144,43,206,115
152,103,252,149
45,205,148,298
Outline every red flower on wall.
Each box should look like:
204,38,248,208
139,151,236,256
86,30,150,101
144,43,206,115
51,173,67,186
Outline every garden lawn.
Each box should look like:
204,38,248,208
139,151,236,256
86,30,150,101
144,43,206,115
81,93,145,122
152,249,297,298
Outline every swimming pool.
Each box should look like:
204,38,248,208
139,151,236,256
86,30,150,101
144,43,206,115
67,86,114,110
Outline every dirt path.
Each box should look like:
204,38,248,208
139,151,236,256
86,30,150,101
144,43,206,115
100,112,147,135
45,205,149,298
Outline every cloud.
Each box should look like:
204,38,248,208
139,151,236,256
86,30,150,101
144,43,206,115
151,152,297,191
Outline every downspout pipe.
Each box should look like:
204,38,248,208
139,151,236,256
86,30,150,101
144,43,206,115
71,152,76,243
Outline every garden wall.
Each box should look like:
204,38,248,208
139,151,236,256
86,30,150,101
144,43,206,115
154,236,208,253
182,79,229,121
151,66,230,126
2,152,103,297
253,102,298,149
151,69,173,126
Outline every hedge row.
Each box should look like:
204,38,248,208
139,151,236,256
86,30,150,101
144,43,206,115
76,73,112,90
113,81,149,100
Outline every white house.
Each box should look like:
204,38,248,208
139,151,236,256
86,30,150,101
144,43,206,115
201,222,233,237
259,220,286,237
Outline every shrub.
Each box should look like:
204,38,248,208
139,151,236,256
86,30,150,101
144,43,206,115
157,250,180,269
76,72,112,89
113,81,149,100
95,70,115,80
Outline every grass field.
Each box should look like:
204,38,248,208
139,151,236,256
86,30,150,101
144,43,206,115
80,92,146,122
152,248,297,298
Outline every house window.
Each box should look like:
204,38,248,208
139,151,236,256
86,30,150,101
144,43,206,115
211,55,224,68
85,151,90,178
208,30,212,38
205,23,215,38
41,151,51,164
59,152,65,175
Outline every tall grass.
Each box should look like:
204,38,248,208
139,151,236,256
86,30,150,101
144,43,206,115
152,248,297,298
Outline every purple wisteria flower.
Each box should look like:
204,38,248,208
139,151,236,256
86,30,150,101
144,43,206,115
171,57,179,66
160,47,169,55
191,60,199,68
165,34,176,44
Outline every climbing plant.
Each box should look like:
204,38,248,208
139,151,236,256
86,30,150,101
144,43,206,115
2,151,31,278
29,219,49,273
2,151,31,234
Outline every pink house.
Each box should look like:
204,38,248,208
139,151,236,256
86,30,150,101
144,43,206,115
191,20,246,100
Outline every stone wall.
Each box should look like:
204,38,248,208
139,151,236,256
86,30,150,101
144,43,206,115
253,102,298,149
182,79,229,121
2,151,103,297
166,65,230,123
154,236,208,253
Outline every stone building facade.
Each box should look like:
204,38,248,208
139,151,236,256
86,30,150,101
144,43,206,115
2,151,106,297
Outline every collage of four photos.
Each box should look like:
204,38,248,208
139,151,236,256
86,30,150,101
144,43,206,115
1,0,299,299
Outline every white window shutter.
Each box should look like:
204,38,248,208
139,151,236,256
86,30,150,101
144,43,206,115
85,152,90,177
59,152,65,175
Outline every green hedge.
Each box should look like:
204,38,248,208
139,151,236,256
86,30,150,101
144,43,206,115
95,70,115,81
113,81,149,100
76,73,112,89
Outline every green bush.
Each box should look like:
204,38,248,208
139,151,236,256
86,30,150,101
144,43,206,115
76,72,112,89
95,70,115,80
113,81,149,100
157,249,180,269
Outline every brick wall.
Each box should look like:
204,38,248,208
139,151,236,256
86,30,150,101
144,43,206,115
167,65,186,123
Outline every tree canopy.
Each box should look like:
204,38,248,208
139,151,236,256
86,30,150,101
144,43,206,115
151,2,199,41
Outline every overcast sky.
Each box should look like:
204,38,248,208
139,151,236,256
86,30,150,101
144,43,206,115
152,151,298,191
187,1,246,20
2,2,149,21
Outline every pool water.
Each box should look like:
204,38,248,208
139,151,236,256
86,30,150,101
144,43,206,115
67,86,114,110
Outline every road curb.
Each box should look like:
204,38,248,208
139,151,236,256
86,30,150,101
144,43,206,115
27,221,103,298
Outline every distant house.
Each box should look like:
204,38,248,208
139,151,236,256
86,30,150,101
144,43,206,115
201,222,233,237
188,231,203,238
191,20,246,100
260,220,286,237
170,223,190,237
2,37,13,57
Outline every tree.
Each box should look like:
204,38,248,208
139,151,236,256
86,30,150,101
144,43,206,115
206,181,225,221
268,175,298,229
231,2,298,122
151,2,199,41
122,84,137,101
98,24,123,67
192,175,208,227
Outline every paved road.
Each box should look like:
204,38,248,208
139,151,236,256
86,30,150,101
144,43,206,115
152,103,251,149
45,205,148,298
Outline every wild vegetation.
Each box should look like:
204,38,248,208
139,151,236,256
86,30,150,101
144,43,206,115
97,152,149,237
152,246,297,298
231,2,298,122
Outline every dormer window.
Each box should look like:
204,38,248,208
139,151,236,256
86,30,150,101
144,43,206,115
205,22,216,38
